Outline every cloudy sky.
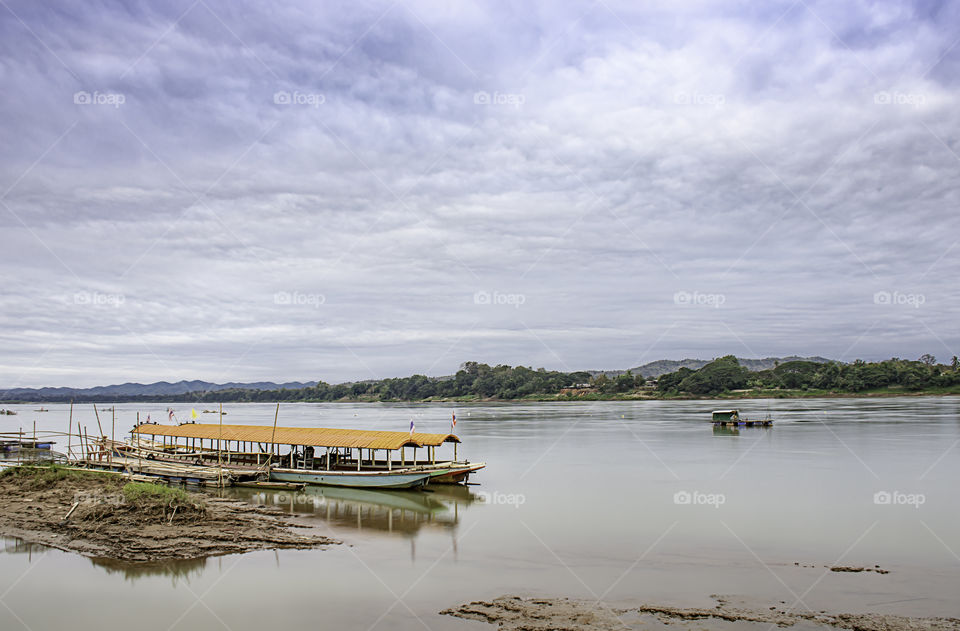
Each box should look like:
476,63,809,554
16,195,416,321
1,0,958,388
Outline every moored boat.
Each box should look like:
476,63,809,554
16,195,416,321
131,421,483,490
270,468,431,489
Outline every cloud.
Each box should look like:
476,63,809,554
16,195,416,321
0,0,958,387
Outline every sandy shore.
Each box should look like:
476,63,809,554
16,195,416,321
0,466,338,562
442,595,960,631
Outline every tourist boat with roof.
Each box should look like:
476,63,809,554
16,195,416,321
128,422,484,489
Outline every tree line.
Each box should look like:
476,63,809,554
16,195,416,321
7,356,959,403
655,354,960,395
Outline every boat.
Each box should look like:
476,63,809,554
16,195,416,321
34,408,49,412
270,468,431,489
0,409,17,415
710,410,773,427
130,421,483,490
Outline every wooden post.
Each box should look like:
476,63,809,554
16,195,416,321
67,401,73,462
217,402,223,488
454,442,458,462
270,403,279,460
137,412,142,474
93,404,104,440
110,407,115,465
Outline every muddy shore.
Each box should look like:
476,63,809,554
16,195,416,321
442,595,960,631
0,466,338,562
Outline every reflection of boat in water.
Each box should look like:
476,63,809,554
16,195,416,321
221,483,481,537
712,425,740,436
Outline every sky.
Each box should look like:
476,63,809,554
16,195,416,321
1,0,958,388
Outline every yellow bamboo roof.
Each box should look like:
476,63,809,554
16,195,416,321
132,423,459,450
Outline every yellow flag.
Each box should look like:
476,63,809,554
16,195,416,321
191,408,198,420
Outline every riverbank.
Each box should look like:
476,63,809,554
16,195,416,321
0,466,338,562
442,595,960,631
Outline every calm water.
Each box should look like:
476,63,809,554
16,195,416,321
1,398,959,629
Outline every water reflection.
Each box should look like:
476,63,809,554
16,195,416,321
219,484,481,537
90,556,208,585
2,537,48,559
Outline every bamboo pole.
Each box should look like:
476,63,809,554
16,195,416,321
93,404,104,439
67,401,73,462
110,407,115,466
217,402,223,488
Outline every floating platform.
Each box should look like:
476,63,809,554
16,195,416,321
712,419,773,427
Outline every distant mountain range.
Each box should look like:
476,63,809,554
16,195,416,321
1,357,834,401
0,380,317,401
591,356,835,378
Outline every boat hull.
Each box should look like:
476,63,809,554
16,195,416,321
426,462,486,484
270,468,431,489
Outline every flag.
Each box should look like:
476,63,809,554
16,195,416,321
191,408,198,420
168,408,175,422
409,419,415,435
146,414,151,423
451,411,456,431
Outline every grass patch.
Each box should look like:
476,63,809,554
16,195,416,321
122,482,197,507
0,464,118,487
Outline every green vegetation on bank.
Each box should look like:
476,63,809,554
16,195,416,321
147,355,960,402
0,464,117,485
5,357,959,405
122,481,194,507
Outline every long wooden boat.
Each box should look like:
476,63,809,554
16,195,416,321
269,467,431,489
131,421,482,490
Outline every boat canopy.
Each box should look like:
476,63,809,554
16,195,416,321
711,410,740,421
132,423,459,450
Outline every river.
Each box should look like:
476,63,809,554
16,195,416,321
1,397,958,629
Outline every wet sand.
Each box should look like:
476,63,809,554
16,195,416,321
0,467,338,562
442,596,960,631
